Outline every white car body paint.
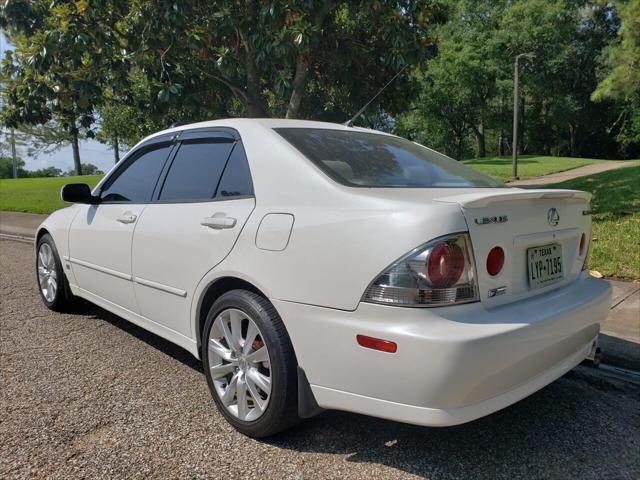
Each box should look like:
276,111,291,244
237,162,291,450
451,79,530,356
37,118,611,427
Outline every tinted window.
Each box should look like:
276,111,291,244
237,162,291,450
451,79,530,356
101,144,171,202
159,140,234,201
275,128,504,188
216,143,253,197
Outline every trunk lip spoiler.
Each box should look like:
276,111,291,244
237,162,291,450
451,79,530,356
434,189,592,208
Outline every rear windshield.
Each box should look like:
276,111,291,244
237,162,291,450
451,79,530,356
275,128,503,188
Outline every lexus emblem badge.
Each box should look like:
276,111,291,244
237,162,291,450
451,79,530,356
547,207,560,227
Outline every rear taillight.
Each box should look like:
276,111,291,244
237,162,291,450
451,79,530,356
363,233,478,307
486,246,505,276
579,233,586,256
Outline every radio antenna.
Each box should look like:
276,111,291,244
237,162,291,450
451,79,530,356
344,64,408,127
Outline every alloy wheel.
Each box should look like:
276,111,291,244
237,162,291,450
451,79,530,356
37,243,58,303
207,308,272,422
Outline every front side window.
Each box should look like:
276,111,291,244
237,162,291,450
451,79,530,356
275,128,504,188
158,139,234,201
100,143,172,202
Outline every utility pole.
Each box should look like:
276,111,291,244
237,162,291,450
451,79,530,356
512,52,535,180
10,128,17,178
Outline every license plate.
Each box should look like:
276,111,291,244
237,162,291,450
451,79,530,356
527,243,564,289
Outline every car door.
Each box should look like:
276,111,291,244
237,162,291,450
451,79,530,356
68,135,175,313
131,129,256,337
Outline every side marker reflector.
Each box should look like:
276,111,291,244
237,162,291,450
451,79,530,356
356,334,397,353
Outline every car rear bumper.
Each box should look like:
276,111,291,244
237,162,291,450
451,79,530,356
273,273,611,426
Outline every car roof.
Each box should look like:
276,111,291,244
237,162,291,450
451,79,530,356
134,118,388,148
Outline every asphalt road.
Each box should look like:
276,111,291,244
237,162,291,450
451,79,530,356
1,239,639,480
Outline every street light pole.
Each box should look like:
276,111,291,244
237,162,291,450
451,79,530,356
511,52,535,180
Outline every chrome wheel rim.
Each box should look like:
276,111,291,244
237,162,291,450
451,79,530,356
207,308,272,421
37,243,58,303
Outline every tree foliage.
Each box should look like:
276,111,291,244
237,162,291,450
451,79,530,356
0,0,637,165
0,155,27,178
592,0,640,145
397,0,637,159
0,0,130,174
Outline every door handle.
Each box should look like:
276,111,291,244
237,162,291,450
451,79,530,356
201,213,237,230
116,212,137,224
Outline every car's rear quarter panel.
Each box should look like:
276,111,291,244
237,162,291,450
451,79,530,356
216,124,469,312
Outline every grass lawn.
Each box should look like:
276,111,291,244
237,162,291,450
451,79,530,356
463,155,605,182
0,175,103,214
549,161,640,281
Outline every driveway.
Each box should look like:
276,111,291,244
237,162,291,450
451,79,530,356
1,239,639,479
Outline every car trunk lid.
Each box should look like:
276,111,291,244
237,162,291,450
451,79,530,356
435,188,592,307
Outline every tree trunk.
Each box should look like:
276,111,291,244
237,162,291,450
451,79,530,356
455,135,463,161
498,96,505,156
474,120,486,158
569,123,578,157
113,134,120,164
518,96,525,154
285,3,334,118
244,94,268,117
286,54,310,119
71,127,82,176
541,100,550,155
10,128,18,178
243,44,267,117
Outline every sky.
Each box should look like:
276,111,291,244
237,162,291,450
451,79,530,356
1,32,117,173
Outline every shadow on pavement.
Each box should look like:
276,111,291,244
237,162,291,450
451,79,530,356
599,333,640,371
267,372,639,479
74,299,203,373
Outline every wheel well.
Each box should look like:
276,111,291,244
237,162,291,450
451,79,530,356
196,277,266,353
36,228,50,244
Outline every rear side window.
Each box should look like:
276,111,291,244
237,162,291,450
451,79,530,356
275,128,504,188
100,144,172,202
216,143,253,197
159,139,234,201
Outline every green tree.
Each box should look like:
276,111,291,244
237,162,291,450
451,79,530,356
592,0,640,148
0,0,130,174
117,1,445,123
65,162,102,176
398,0,629,159
0,155,27,178
28,165,63,177
96,103,143,163
396,0,504,158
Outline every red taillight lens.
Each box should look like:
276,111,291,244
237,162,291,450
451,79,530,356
356,335,397,353
427,242,465,288
486,246,505,276
579,233,586,256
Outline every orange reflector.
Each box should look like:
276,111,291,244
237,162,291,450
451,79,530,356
356,334,397,353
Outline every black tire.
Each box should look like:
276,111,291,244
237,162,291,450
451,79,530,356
202,289,300,437
35,233,76,312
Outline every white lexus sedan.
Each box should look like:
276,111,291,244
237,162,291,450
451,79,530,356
36,119,611,437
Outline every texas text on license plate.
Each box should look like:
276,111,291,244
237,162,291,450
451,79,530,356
527,243,564,289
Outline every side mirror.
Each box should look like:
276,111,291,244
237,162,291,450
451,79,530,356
61,183,99,204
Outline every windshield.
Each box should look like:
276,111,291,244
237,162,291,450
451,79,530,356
275,128,504,188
